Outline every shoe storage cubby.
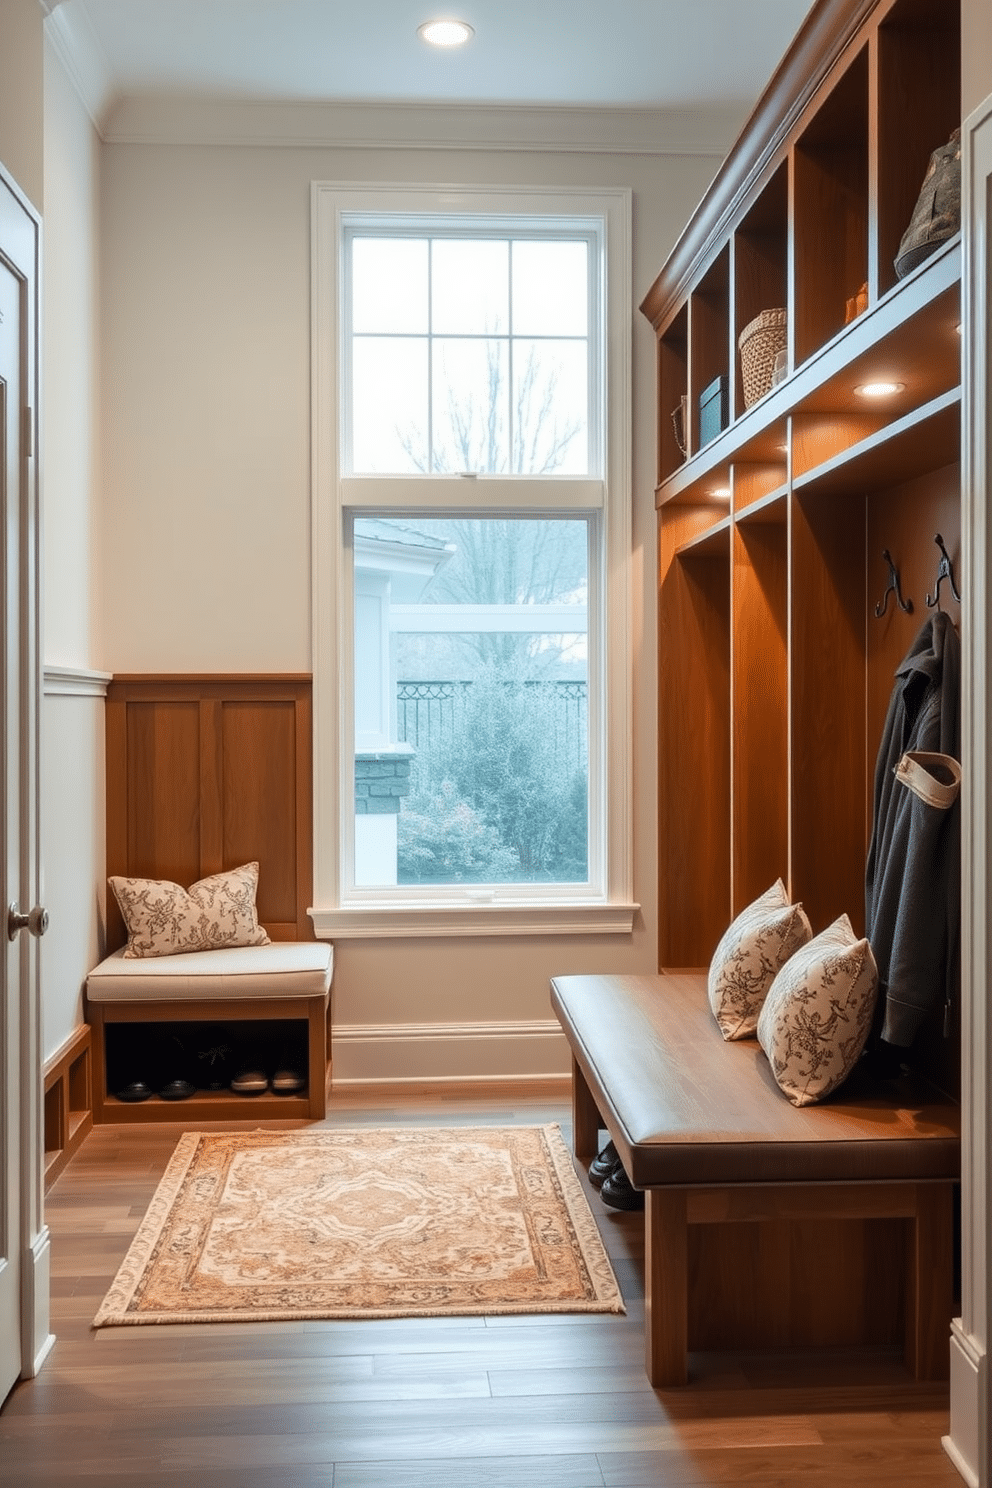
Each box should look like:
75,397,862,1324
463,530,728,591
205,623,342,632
645,0,963,1094
43,1025,93,1190
89,993,330,1123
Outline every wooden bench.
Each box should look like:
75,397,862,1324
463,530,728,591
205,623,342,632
86,942,334,1124
550,971,961,1387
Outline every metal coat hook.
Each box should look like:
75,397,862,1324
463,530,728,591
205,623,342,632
874,549,913,618
925,533,961,609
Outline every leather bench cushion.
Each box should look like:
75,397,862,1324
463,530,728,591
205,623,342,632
550,972,960,1188
86,942,333,1002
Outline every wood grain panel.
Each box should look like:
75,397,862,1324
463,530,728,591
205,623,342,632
658,508,731,967
732,519,789,913
687,1217,903,1351
790,488,868,932
221,699,308,935
105,676,313,947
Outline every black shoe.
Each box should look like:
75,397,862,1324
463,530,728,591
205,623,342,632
159,1079,196,1101
600,1159,645,1212
116,1080,153,1103
588,1139,619,1188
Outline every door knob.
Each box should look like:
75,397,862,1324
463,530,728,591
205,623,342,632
7,903,49,941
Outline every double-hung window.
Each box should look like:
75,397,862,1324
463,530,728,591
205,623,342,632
311,184,634,937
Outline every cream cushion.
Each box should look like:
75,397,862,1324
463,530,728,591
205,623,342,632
707,879,812,1040
86,942,333,1003
109,862,270,959
757,914,878,1107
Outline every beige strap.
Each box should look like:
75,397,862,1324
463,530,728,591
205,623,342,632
893,750,961,809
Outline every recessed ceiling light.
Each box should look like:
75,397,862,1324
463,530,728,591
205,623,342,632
418,18,474,47
855,381,905,398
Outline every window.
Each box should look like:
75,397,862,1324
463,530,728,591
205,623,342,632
311,184,634,938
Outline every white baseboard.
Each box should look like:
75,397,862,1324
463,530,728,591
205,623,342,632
944,1319,986,1487
21,1227,53,1380
331,1019,571,1085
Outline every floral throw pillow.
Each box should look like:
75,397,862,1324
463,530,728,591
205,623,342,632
707,880,812,1040
109,862,271,959
757,914,879,1108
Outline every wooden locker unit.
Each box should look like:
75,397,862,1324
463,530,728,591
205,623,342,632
642,0,961,1354
644,0,962,989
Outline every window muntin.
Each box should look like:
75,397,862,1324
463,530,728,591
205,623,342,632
346,231,593,477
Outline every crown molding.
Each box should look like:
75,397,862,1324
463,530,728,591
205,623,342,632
43,0,114,132
100,95,744,157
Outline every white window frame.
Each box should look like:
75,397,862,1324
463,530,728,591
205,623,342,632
310,182,636,939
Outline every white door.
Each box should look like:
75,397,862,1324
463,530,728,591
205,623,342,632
0,215,23,1404
0,168,46,1403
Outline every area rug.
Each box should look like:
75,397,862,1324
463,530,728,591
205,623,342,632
93,1124,624,1326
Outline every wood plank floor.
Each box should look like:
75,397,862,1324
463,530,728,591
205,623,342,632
0,1085,963,1486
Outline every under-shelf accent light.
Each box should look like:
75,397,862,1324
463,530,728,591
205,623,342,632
418,18,474,47
712,486,731,500
855,380,905,398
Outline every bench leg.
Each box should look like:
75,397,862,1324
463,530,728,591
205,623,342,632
306,997,328,1120
645,1188,688,1387
571,1056,600,1163
905,1182,953,1380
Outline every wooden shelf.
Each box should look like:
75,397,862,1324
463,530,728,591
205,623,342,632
675,516,732,559
656,240,960,507
43,1025,93,1190
98,1089,313,1124
792,387,961,500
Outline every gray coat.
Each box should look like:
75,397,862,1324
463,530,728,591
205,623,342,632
865,611,961,1048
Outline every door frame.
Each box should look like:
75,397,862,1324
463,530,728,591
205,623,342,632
948,89,992,1487
0,157,51,1385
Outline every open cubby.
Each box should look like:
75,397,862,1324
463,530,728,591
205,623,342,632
731,511,788,914
793,45,871,365
877,0,961,298
733,161,789,419
689,247,730,452
789,486,870,937
659,509,731,966
99,1014,313,1122
43,1026,93,1189
658,303,689,481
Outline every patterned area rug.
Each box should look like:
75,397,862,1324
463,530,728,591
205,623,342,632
94,1125,624,1326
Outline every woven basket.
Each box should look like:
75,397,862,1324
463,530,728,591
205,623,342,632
739,308,788,408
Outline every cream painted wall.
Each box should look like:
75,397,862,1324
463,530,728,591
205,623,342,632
40,689,106,1056
40,36,106,1059
962,0,992,117
0,0,43,212
99,134,718,1070
43,34,101,667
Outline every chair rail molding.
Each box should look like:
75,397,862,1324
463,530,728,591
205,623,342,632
43,665,112,697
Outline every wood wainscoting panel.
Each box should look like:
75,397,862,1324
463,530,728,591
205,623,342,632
106,676,313,947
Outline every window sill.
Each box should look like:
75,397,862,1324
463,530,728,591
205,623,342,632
308,900,639,940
